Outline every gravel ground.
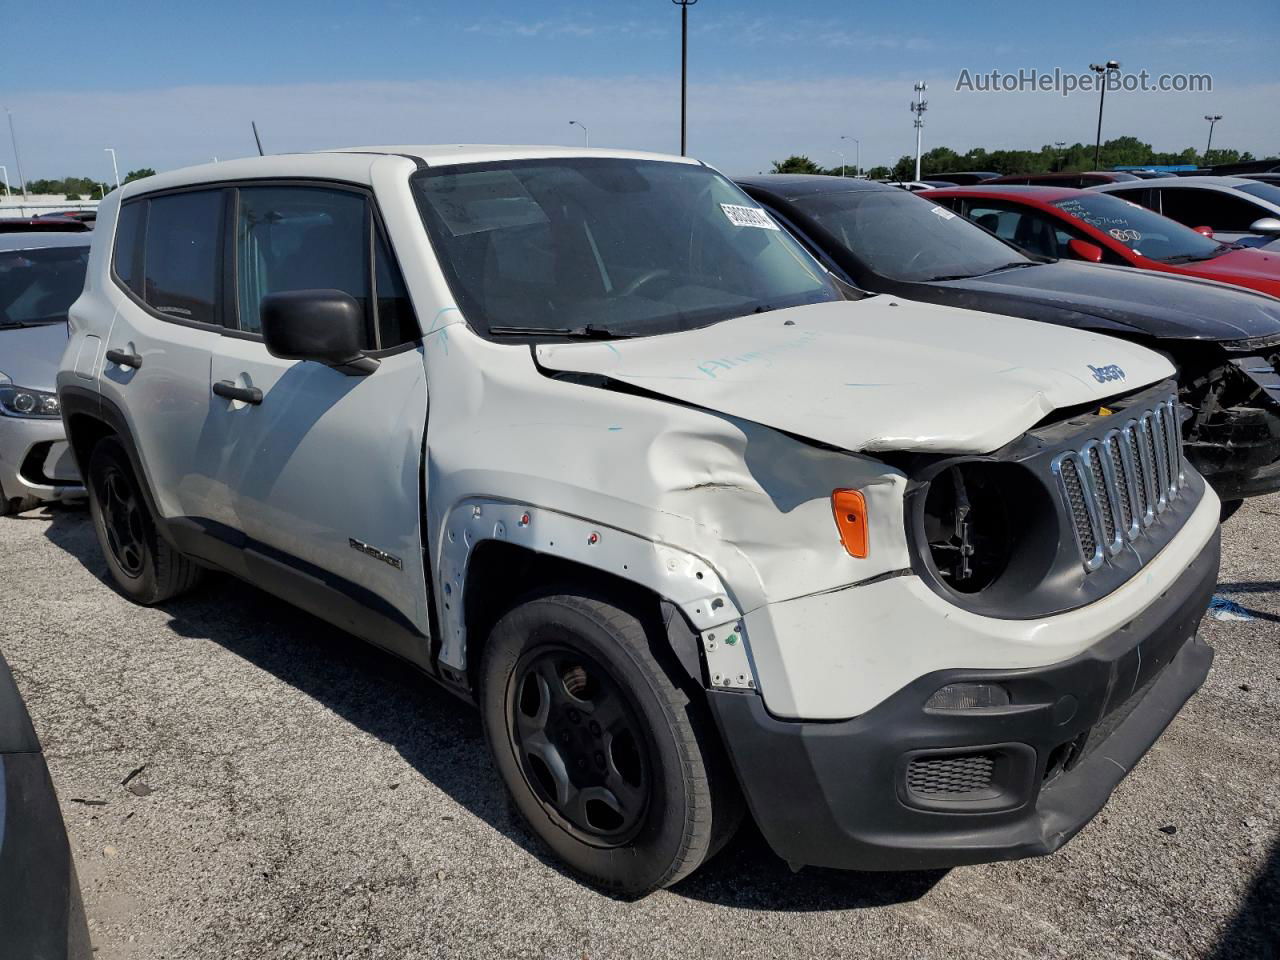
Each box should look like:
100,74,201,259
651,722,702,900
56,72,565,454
1,496,1277,960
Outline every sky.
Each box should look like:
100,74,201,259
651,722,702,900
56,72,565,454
2,0,1278,182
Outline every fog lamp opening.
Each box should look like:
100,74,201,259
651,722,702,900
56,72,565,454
924,682,1011,712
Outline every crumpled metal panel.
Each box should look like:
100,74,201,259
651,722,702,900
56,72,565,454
537,298,1175,455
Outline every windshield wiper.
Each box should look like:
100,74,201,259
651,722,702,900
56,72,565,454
487,323,639,340
922,261,1039,282
1162,244,1233,264
1,319,63,329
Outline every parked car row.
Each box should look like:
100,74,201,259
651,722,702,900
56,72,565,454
2,144,1272,899
879,167,1280,248
1091,176,1280,247
738,176,1280,510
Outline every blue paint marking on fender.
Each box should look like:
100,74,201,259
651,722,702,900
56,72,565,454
1088,363,1126,384
424,306,461,355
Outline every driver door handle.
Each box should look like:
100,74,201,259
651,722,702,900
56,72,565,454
105,349,143,369
213,380,263,405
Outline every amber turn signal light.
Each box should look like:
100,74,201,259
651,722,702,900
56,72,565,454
831,489,868,558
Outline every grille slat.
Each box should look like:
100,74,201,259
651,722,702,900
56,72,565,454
1087,444,1118,548
1107,434,1134,534
1059,457,1099,564
1128,422,1154,523
1053,395,1185,573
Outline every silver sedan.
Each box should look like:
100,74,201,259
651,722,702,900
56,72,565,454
0,231,89,515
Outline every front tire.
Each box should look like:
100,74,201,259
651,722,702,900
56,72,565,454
86,436,201,604
480,591,740,896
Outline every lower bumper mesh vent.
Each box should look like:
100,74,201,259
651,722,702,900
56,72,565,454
906,752,996,798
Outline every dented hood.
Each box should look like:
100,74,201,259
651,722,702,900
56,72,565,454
536,298,1175,454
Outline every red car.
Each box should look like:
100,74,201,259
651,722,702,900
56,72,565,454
0,216,91,234
929,185,1280,298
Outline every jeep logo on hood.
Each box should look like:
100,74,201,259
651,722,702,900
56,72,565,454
1089,364,1126,384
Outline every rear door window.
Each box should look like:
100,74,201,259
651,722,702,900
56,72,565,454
1107,187,1155,211
1157,188,1265,232
142,191,225,325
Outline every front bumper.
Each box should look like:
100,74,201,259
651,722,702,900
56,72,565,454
0,415,83,506
710,527,1219,872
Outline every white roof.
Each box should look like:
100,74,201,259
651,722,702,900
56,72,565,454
1092,175,1258,192
334,144,699,166
120,145,698,198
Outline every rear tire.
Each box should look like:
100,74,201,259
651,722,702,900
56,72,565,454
87,436,201,604
479,590,741,896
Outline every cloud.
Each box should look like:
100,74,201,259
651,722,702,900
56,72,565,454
4,74,1277,182
463,17,659,39
696,14,934,53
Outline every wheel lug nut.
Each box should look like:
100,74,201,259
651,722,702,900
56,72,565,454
594,752,605,768
567,709,580,724
589,720,601,736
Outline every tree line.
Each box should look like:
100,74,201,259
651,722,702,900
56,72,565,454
5,169,156,200
771,137,1270,181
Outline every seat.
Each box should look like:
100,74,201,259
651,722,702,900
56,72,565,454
1012,214,1059,258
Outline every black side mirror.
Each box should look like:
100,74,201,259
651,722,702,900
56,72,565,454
260,290,378,376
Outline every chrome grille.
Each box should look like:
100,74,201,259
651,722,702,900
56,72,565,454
1052,395,1184,572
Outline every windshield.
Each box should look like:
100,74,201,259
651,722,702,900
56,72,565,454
411,159,839,339
1236,182,1280,208
1052,193,1224,262
0,245,90,327
789,188,1033,281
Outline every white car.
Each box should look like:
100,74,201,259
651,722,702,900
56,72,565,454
1,231,89,515
58,146,1221,894
1090,176,1280,248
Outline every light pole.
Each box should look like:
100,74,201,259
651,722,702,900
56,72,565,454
4,108,28,201
672,0,698,156
0,164,9,198
841,135,860,177
104,147,121,189
910,83,928,181
1203,115,1222,166
835,151,847,177
569,120,589,147
1054,140,1067,172
1089,60,1120,170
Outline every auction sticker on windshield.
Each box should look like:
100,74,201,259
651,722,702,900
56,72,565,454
930,205,956,220
721,203,780,230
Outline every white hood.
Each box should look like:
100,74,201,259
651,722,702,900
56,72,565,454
536,298,1175,454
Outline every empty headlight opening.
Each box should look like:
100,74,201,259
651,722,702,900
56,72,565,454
919,461,1057,599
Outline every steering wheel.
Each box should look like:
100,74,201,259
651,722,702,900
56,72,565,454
619,269,675,298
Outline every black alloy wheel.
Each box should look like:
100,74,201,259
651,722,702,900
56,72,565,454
508,645,651,845
96,462,146,577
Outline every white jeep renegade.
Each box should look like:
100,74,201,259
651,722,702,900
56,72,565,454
58,146,1221,895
